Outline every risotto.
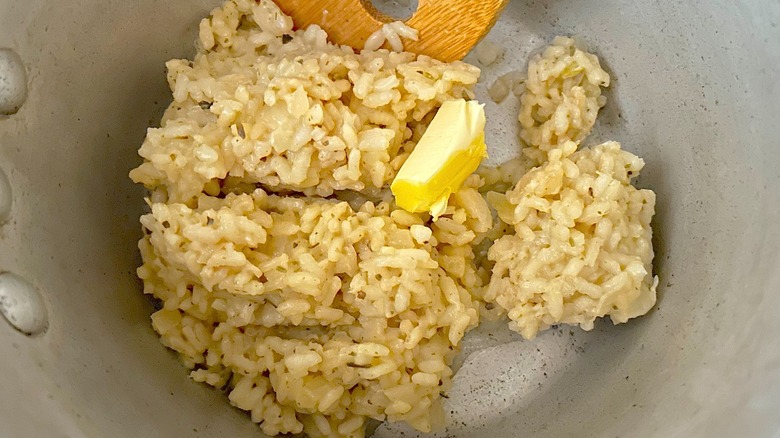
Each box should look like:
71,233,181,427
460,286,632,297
130,0,658,436
519,36,610,165
128,0,478,203
139,177,491,436
486,142,657,340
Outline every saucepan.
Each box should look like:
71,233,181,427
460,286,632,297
0,0,778,436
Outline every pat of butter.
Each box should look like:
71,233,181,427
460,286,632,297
391,99,487,219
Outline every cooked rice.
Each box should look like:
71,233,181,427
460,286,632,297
139,175,491,436
364,21,419,52
518,36,610,164
486,141,657,340
129,0,476,204
484,37,656,340
130,1,491,436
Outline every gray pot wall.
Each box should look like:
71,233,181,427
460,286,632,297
0,1,778,437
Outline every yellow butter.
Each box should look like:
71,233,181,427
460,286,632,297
391,99,487,219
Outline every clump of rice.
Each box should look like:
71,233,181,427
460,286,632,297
129,0,477,204
518,36,610,164
485,141,657,340
364,21,419,52
139,176,491,436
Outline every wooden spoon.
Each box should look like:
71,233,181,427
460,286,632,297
273,0,509,62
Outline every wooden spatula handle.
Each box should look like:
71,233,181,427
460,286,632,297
274,0,508,62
